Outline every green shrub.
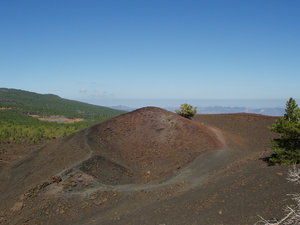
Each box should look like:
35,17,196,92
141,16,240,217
176,103,197,119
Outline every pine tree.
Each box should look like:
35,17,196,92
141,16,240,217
269,98,300,164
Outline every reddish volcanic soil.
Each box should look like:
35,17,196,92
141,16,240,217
0,108,299,225
86,107,223,183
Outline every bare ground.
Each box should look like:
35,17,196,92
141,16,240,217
0,109,299,225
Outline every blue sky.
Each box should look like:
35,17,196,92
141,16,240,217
0,0,299,107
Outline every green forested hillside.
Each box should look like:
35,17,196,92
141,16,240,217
0,88,122,119
0,88,124,144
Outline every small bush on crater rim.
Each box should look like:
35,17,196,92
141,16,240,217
176,103,197,119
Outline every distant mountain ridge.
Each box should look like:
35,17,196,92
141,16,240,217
0,88,124,120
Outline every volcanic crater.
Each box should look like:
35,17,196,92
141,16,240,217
78,107,224,185
1,107,298,225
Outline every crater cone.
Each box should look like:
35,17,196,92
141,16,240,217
84,107,223,184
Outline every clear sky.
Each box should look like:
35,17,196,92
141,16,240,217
0,0,299,107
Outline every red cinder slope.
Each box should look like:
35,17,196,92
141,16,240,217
87,107,223,183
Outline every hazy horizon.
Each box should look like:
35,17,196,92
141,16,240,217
77,97,292,109
1,86,294,109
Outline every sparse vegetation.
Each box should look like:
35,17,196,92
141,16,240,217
176,103,197,119
268,98,300,165
256,165,300,225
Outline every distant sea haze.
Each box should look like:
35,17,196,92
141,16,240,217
108,105,284,116
77,98,291,117
81,99,292,108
